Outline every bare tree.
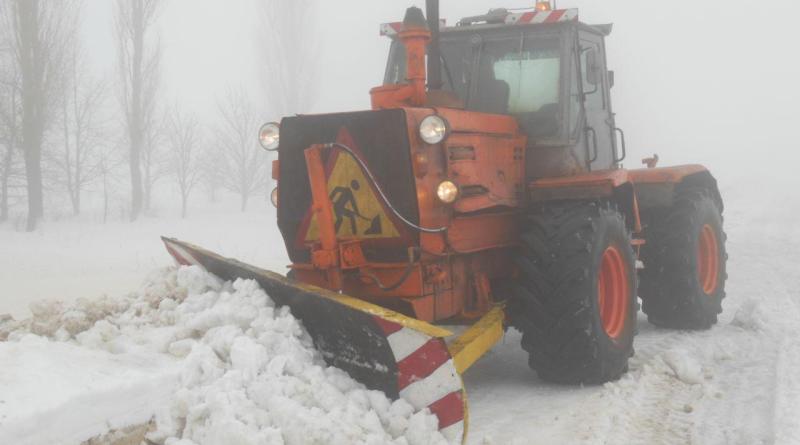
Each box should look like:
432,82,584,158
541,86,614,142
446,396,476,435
95,143,125,224
54,47,107,216
166,105,202,219
255,0,320,118
0,44,23,223
215,89,267,212
141,110,167,212
2,0,78,231
114,0,160,222
200,143,225,204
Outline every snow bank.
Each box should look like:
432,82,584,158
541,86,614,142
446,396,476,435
1,266,447,445
0,335,178,445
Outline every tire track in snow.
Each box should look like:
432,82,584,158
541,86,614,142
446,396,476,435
556,327,703,445
559,322,786,445
773,334,800,445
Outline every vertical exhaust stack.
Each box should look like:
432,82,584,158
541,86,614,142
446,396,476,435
400,7,431,106
426,0,442,91
370,7,431,109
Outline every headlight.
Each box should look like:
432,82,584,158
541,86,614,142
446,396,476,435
436,181,459,204
270,187,279,207
419,115,449,144
259,123,280,151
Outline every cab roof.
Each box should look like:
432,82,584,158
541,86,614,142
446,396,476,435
380,8,612,38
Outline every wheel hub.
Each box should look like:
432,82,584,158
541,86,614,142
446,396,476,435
597,245,630,340
697,224,720,295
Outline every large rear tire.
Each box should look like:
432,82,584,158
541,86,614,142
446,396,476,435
509,202,637,385
639,188,727,329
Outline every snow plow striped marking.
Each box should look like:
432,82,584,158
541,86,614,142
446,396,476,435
380,19,447,36
164,242,200,267
505,8,578,25
375,316,467,443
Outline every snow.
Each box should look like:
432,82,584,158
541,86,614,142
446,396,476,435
0,336,178,445
1,264,447,445
2,175,800,444
0,203,289,321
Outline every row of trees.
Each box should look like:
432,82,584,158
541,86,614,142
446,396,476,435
0,0,317,228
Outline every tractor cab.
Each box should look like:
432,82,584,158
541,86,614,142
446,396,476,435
381,6,623,174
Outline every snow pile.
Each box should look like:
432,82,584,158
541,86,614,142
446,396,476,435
1,266,447,445
145,266,446,445
731,299,769,332
661,347,705,385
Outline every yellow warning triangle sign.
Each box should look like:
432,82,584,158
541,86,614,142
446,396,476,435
304,150,401,242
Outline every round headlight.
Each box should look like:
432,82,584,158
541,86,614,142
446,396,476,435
270,187,279,207
436,180,459,204
259,123,280,151
419,115,449,145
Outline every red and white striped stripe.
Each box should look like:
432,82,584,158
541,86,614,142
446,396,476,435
164,240,200,267
373,317,466,444
380,19,447,36
505,8,578,25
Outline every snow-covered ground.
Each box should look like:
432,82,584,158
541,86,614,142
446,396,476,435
0,201,289,320
2,174,800,444
1,265,446,445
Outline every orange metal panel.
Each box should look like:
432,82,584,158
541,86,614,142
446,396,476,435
529,169,628,201
628,164,708,184
531,169,629,190
404,108,451,256
272,160,280,181
447,134,524,214
447,212,519,253
304,145,342,288
436,108,520,136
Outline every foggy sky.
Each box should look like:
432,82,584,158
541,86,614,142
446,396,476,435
80,0,800,183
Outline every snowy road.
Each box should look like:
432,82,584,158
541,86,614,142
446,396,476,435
3,179,800,444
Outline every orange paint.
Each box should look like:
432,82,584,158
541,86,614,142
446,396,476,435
598,245,630,340
698,224,720,295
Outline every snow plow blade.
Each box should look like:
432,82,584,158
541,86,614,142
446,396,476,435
162,237,468,443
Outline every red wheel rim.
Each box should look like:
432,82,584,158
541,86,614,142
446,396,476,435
697,224,720,295
597,245,630,340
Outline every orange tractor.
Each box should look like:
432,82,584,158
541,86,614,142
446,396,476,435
163,1,727,442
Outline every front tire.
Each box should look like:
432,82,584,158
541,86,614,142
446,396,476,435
509,202,637,385
639,188,727,329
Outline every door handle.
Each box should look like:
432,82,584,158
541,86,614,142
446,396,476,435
613,127,627,163
585,126,599,165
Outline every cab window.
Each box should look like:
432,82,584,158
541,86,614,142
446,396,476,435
385,32,564,139
492,45,560,114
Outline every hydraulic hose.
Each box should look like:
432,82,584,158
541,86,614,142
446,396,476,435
324,142,449,234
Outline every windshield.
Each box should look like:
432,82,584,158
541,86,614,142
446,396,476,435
385,31,563,138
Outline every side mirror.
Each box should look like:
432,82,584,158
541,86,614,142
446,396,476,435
608,70,615,88
586,49,599,85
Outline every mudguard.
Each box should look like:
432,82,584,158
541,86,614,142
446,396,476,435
162,237,468,443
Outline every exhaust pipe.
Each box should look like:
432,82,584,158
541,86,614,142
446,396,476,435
426,0,442,90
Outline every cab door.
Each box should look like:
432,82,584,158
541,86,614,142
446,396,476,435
578,31,616,171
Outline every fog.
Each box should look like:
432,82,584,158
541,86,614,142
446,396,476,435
3,2,800,443
83,0,800,178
